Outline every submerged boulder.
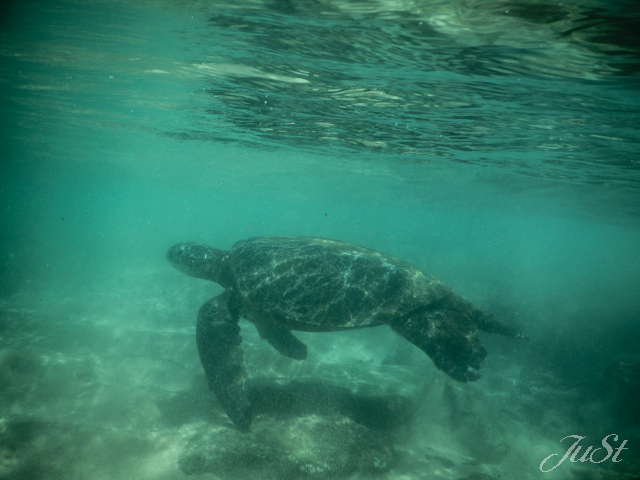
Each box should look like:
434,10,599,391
178,414,395,478
245,359,428,430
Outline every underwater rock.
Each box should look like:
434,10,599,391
178,414,395,478
0,417,107,480
245,361,426,430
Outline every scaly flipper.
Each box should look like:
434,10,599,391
196,292,252,431
448,295,527,339
390,297,487,382
254,323,308,360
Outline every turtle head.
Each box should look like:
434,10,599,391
166,242,229,285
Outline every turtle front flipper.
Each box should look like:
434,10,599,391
254,322,308,360
390,304,487,383
196,292,252,431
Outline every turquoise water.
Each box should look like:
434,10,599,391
1,0,639,479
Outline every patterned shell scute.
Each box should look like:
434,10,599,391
226,236,451,331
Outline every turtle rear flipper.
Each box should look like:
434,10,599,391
390,305,487,383
197,293,252,431
254,323,308,360
447,295,526,339
474,312,528,339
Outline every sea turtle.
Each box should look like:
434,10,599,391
167,236,523,431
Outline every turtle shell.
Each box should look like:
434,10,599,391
224,236,452,331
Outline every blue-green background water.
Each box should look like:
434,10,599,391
1,0,639,479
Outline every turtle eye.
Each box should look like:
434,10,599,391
188,244,211,260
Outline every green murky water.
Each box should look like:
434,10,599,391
1,0,639,479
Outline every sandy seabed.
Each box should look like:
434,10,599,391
0,272,638,480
